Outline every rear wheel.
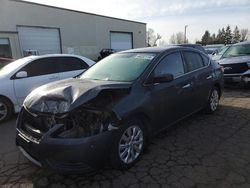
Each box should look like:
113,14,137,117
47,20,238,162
205,87,220,113
0,98,12,123
110,118,146,170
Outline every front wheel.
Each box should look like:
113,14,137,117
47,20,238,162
0,98,12,123
205,87,220,113
110,118,146,170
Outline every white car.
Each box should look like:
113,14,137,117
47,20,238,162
0,54,95,122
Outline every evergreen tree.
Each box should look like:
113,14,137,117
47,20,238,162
232,26,241,43
225,25,233,44
211,33,216,43
221,28,226,44
201,30,212,45
216,28,225,44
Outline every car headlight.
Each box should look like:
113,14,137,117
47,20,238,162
32,100,70,114
54,109,119,138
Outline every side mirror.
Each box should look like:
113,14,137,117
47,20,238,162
149,73,174,84
16,71,28,78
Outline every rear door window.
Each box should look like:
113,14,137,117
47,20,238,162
183,51,204,72
58,57,88,72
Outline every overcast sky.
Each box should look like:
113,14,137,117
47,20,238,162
26,0,250,44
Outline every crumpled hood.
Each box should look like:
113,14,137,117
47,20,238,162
218,56,250,65
24,78,132,113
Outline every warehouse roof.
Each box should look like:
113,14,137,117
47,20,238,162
11,0,147,25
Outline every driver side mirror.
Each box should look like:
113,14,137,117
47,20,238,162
16,71,28,78
148,73,174,84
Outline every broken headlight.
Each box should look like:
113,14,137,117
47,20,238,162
31,100,70,114
53,109,117,138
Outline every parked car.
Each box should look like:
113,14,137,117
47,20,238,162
16,46,223,173
97,48,116,61
212,45,231,61
176,44,206,54
0,54,95,123
218,40,250,86
204,44,224,57
0,57,14,69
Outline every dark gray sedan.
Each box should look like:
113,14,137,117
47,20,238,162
16,46,224,173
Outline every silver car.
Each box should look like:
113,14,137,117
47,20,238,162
218,41,250,86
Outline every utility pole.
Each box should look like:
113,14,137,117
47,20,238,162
184,25,188,43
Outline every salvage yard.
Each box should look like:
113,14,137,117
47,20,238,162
1,88,250,188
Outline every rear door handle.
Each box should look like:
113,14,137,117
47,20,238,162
182,83,191,89
206,75,212,80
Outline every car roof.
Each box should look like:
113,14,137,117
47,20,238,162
176,44,202,47
119,46,208,55
233,40,250,45
27,54,95,66
28,54,85,59
176,44,206,53
119,46,183,53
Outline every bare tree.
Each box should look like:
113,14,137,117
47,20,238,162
169,34,176,44
158,40,168,47
169,32,184,44
176,32,184,44
240,29,249,41
147,28,162,47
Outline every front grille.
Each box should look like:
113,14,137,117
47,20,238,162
222,63,249,74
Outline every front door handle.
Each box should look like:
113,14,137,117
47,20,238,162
206,75,212,80
182,83,191,89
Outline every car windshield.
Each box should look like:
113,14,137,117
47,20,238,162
222,44,250,58
217,46,229,55
0,57,33,75
80,53,156,82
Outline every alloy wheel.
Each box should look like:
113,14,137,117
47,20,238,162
0,102,8,121
210,89,219,111
119,125,144,164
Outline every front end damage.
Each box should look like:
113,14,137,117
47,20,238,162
16,79,132,172
16,100,128,172
16,106,119,172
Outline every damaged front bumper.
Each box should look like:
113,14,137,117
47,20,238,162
16,107,119,173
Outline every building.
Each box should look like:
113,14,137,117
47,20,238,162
0,0,146,60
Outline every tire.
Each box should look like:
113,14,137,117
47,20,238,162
110,118,146,170
205,87,220,113
0,98,12,123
